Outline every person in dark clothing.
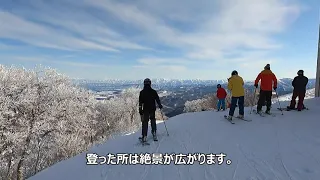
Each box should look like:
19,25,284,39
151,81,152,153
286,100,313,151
288,70,308,111
139,78,163,142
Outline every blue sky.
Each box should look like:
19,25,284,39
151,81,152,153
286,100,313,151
0,0,319,80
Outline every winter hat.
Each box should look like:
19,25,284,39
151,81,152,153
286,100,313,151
297,70,304,75
231,70,238,76
264,64,270,70
143,78,151,85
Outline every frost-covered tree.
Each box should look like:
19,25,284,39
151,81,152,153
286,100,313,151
184,99,210,112
0,65,170,180
93,87,143,142
184,89,257,113
0,65,97,180
155,109,168,120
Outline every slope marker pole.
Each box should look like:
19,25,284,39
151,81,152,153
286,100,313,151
250,87,257,114
275,90,284,115
160,109,169,136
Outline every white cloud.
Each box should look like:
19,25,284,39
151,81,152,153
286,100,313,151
1,0,302,56
0,0,307,80
134,64,187,72
2,55,108,68
0,42,11,49
0,11,119,52
161,65,187,72
137,57,194,66
208,0,300,33
0,0,153,52
84,0,181,47
17,0,151,51
84,0,301,61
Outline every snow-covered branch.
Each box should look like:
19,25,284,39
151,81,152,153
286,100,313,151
0,66,97,179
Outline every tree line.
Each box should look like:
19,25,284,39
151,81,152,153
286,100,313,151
0,65,166,180
183,89,278,112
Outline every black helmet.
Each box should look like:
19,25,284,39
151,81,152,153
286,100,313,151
217,84,221,88
297,70,304,75
264,64,270,70
143,78,151,85
231,70,238,76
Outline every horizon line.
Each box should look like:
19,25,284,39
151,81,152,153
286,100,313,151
72,77,316,81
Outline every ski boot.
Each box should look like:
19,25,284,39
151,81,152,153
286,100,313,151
139,136,147,142
286,106,294,111
224,115,234,124
236,114,244,119
265,110,271,115
256,109,262,115
138,136,150,145
152,131,158,141
142,136,147,143
256,109,265,116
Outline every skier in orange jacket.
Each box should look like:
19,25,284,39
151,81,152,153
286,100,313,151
254,64,277,114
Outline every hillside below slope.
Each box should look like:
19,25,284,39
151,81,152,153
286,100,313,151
273,88,315,102
29,98,320,180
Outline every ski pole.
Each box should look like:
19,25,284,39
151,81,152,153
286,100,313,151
160,109,169,136
250,87,257,114
275,90,284,115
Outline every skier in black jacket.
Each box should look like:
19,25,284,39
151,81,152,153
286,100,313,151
139,78,163,142
288,70,308,111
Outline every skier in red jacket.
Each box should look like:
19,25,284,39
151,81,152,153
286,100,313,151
216,84,227,111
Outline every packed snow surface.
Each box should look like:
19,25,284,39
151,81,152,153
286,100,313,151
29,97,320,180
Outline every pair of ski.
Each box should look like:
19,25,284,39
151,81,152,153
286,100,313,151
138,136,158,146
277,107,309,111
224,115,252,124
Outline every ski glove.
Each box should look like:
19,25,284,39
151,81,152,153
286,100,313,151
139,107,143,115
254,84,258,88
159,104,163,109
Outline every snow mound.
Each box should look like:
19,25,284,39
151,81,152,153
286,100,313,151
29,98,320,180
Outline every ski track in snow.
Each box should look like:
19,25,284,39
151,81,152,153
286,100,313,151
28,98,320,180
205,142,217,180
238,144,264,180
232,145,240,180
273,117,294,180
141,133,167,180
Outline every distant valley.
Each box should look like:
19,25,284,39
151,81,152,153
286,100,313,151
74,78,316,117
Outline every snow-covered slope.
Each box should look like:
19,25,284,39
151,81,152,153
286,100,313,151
273,88,315,102
29,97,320,180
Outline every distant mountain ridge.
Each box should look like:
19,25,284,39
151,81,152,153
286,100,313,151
75,78,316,118
73,78,316,92
72,78,230,86
73,78,315,85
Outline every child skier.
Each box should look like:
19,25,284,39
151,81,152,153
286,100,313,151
216,84,227,111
